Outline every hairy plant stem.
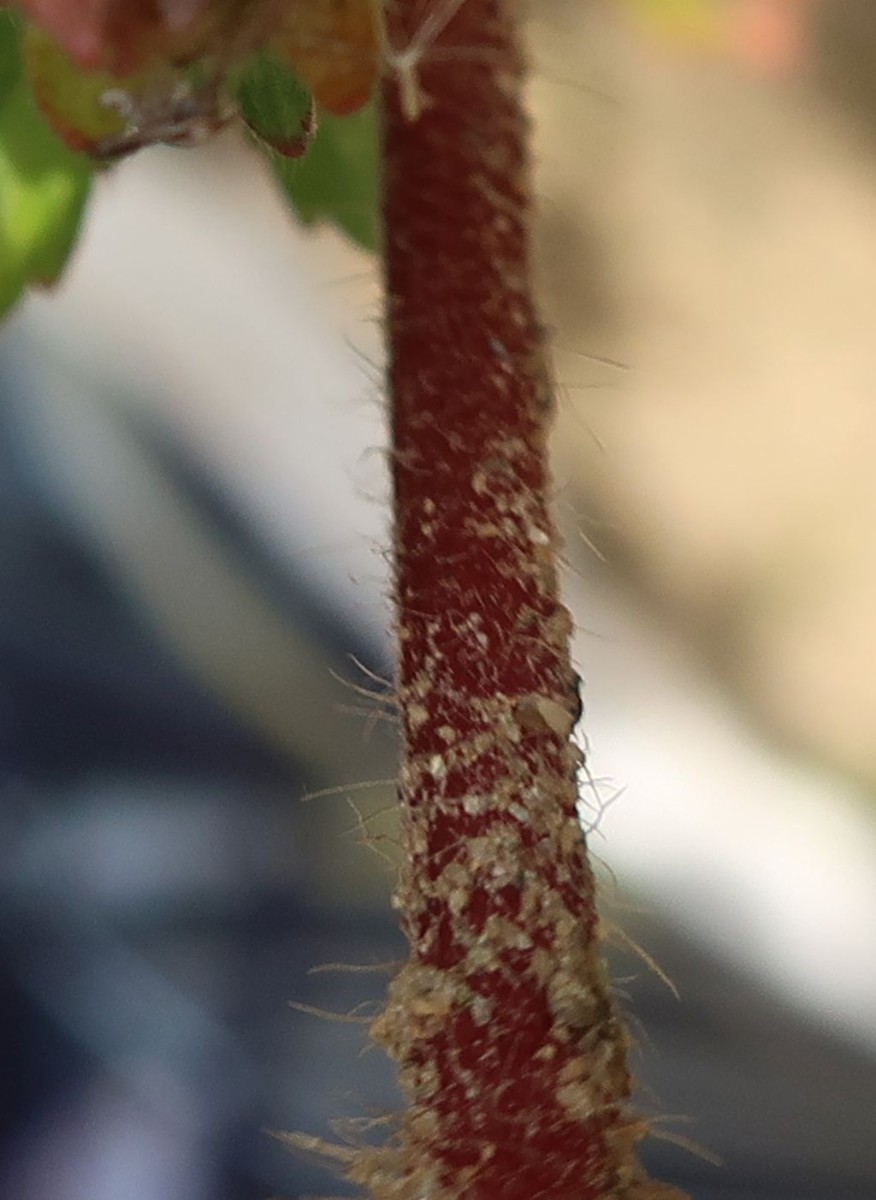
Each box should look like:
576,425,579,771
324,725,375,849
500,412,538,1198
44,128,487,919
352,2,684,1198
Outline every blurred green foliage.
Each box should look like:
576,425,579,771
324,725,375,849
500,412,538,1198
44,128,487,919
236,52,379,252
0,13,93,319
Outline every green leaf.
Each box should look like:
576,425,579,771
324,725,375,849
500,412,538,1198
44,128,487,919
273,101,379,252
237,51,379,252
0,16,93,319
0,12,23,104
236,51,314,155
23,23,132,153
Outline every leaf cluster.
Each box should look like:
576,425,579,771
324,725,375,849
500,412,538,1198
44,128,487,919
0,3,379,320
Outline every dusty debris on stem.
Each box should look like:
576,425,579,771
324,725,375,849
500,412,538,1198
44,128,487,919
348,2,686,1199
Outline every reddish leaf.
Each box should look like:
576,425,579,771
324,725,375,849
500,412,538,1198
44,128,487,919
23,23,232,158
14,0,237,75
272,0,377,116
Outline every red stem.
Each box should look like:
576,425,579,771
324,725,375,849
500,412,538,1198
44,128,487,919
353,3,685,1198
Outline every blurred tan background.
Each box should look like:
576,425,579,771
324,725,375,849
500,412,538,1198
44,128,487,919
535,0,876,788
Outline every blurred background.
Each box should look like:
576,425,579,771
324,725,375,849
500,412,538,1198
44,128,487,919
1,1,875,1197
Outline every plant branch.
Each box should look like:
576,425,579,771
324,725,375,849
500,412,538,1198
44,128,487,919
351,2,685,1198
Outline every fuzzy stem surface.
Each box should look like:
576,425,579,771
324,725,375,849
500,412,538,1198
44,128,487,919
355,3,684,1198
